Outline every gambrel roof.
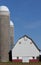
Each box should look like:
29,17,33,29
17,35,40,51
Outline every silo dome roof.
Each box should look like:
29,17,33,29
0,6,9,12
10,20,14,27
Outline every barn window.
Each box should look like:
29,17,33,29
19,42,21,44
30,42,32,44
17,57,19,59
24,37,27,41
33,57,35,59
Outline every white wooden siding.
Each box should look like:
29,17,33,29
12,36,39,58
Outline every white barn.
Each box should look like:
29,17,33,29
12,35,40,63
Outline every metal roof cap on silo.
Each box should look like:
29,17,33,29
10,20,14,27
0,6,10,15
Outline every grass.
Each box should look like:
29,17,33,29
0,62,41,65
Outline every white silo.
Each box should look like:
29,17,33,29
10,20,14,50
0,6,10,62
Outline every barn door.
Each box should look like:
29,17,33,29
9,50,12,61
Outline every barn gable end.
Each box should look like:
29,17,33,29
12,35,40,59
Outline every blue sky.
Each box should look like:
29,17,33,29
0,0,41,49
